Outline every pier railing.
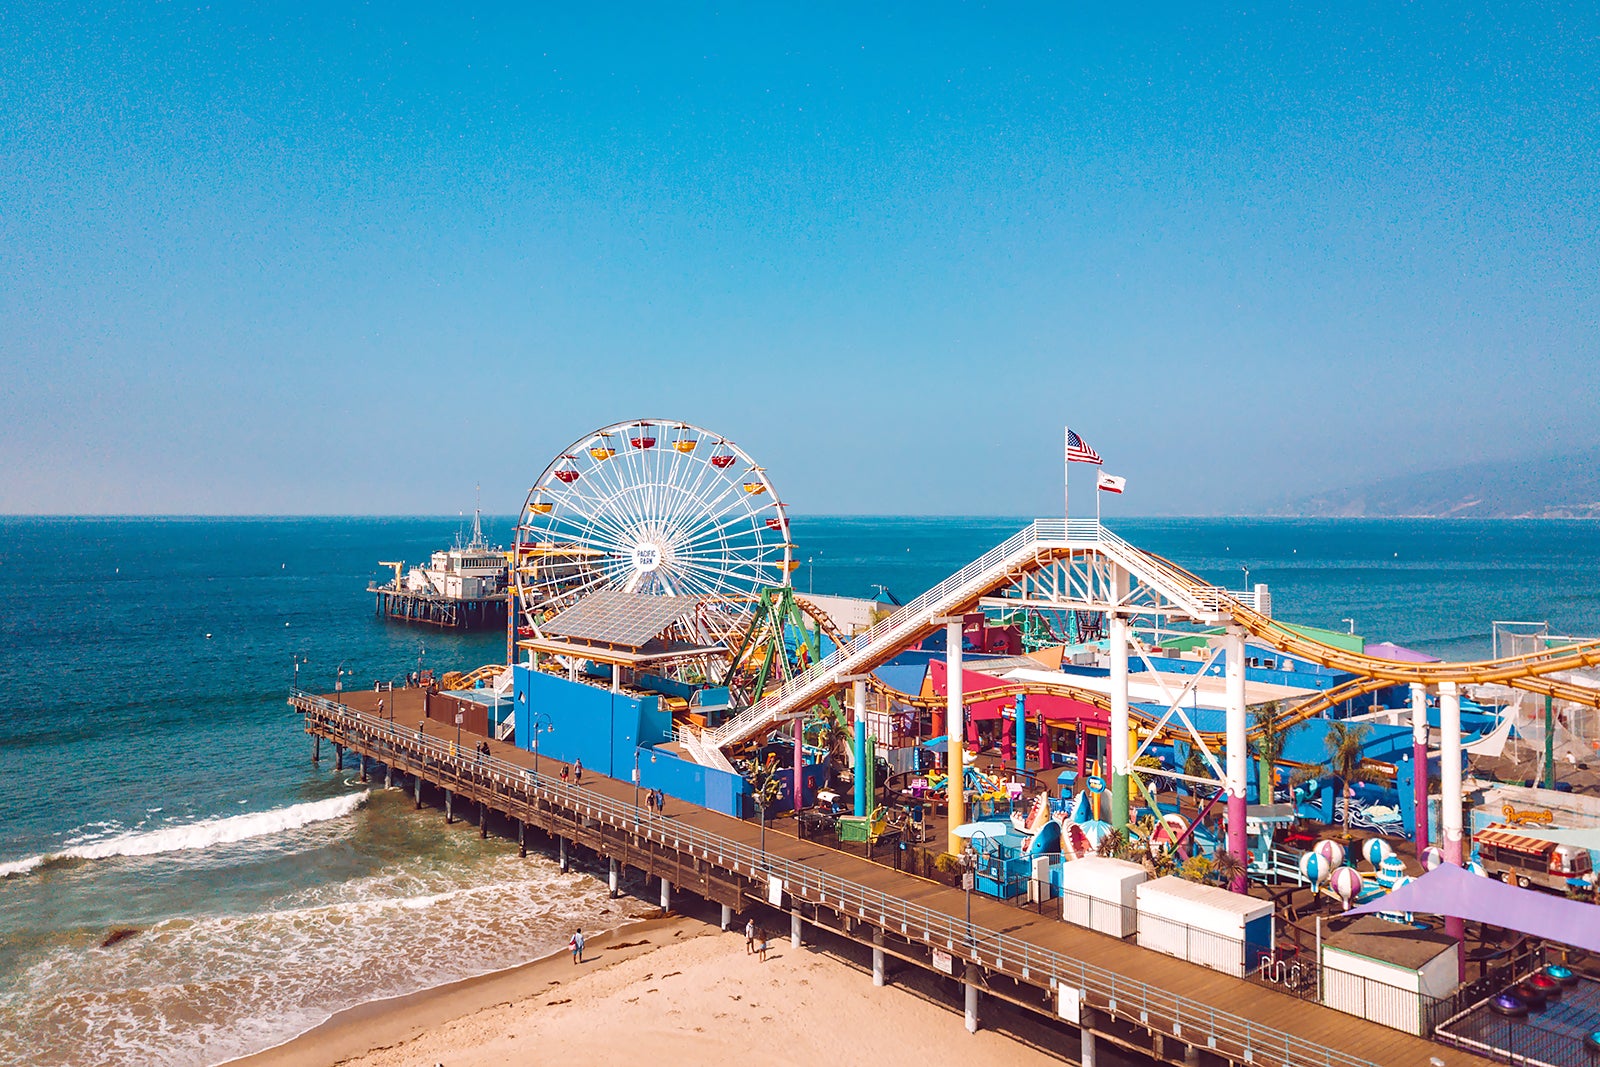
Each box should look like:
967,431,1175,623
295,691,1383,1067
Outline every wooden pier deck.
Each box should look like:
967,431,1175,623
297,688,1493,1067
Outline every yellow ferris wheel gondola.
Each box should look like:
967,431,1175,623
528,500,554,515
672,424,699,454
588,433,618,461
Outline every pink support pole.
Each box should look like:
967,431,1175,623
1037,720,1050,774
1001,710,1014,765
794,717,805,814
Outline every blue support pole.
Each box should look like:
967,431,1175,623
854,717,868,815
1015,693,1027,772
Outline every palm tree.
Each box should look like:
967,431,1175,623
1251,702,1297,806
1210,848,1247,891
1323,720,1383,837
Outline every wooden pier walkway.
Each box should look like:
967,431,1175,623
296,688,1492,1067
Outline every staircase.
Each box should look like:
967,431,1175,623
681,520,1083,760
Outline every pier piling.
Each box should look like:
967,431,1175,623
790,911,801,949
559,837,568,872
1080,1010,1096,1067
384,763,392,789
312,736,320,764
478,802,488,838
445,789,454,824
518,820,527,858
659,878,671,911
413,775,422,809
358,754,368,784
609,858,619,898
334,744,344,772
720,904,732,931
872,928,885,987
963,963,980,1033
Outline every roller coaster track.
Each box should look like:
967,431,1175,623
441,663,507,690
678,520,1600,765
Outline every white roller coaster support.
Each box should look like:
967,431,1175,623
1108,568,1131,831
947,618,966,857
1224,627,1249,889
1439,680,1465,967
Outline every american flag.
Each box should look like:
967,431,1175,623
1065,429,1102,466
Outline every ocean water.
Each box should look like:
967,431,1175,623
1,515,1598,1064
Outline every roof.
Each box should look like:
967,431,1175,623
1136,876,1273,917
1476,824,1553,855
1349,863,1600,953
1364,641,1441,664
1493,824,1600,850
542,590,698,649
1325,914,1457,969
1157,623,1364,656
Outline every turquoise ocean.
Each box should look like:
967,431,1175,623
2,516,1598,1065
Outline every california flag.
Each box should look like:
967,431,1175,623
1096,471,1126,494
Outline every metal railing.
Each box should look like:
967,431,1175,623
694,518,1266,756
296,692,1386,1067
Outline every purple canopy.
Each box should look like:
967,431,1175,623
1364,641,1440,664
1349,863,1600,953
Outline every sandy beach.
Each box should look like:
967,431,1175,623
233,908,1080,1067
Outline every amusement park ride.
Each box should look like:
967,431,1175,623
499,418,1600,891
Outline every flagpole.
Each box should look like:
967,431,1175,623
1096,473,1102,528
1063,427,1070,525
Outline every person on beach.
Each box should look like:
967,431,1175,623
573,759,583,785
569,928,585,964
757,927,769,962
744,918,755,954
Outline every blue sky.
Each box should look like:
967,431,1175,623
3,4,1596,515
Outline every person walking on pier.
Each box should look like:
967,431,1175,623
560,764,570,785
569,928,585,964
573,759,583,786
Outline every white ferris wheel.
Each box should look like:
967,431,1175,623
514,419,793,626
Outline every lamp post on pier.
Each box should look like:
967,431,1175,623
335,662,356,705
528,711,552,782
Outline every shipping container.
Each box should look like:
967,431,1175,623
1320,915,1459,1035
1059,856,1146,938
1134,876,1274,977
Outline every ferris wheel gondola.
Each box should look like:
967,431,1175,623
514,419,793,628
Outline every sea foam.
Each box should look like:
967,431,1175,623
0,792,368,878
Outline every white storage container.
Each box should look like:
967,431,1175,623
1059,856,1146,938
1134,876,1274,977
1319,916,1460,1035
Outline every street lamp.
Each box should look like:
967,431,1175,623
1241,564,1251,591
292,654,309,692
633,748,642,826
528,711,552,781
964,829,991,945
335,662,356,705
1342,617,1356,635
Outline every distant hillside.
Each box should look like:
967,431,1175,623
1275,447,1600,519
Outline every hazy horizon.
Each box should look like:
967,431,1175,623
6,6,1597,517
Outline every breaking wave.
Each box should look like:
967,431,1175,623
0,793,368,879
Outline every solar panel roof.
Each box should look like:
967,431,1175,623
542,590,698,649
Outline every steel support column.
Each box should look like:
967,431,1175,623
1224,626,1249,888
1108,566,1131,831
946,619,966,855
1440,681,1465,958
853,679,868,817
